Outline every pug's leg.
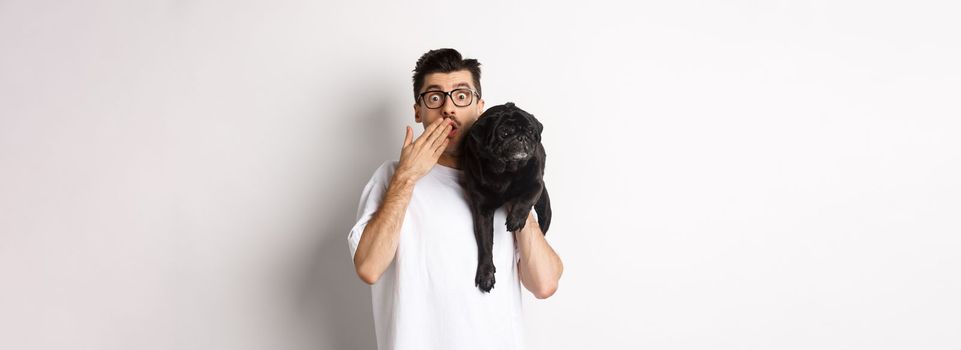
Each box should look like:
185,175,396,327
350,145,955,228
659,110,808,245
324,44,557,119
506,183,543,232
470,201,497,292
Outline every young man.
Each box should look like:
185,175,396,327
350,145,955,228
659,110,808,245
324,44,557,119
347,48,563,350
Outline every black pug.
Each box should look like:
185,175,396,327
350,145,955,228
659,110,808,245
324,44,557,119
459,102,552,293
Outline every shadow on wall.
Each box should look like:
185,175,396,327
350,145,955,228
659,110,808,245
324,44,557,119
288,89,403,350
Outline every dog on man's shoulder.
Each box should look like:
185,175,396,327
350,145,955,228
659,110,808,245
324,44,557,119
458,102,552,293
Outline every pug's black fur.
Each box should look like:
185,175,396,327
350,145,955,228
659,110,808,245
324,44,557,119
458,102,552,293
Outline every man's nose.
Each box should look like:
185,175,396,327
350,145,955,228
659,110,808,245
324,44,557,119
442,95,457,116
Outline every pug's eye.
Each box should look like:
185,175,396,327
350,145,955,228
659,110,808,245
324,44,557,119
499,129,509,138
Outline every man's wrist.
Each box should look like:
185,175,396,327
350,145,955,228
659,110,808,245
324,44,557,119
390,172,417,190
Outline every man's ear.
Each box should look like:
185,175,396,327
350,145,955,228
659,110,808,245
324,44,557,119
469,99,486,144
413,104,421,123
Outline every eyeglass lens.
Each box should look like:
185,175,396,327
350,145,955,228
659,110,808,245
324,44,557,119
422,89,474,108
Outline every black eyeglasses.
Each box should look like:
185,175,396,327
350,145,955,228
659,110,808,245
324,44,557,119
417,88,480,109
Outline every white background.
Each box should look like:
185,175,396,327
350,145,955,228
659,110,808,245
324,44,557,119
1,1,959,349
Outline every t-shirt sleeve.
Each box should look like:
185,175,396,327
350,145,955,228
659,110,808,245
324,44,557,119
347,160,397,267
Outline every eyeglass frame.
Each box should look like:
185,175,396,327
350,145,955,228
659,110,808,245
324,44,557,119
417,88,481,109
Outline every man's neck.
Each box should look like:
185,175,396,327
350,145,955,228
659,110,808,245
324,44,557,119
438,154,459,170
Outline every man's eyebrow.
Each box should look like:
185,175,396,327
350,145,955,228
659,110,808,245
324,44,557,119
422,82,473,92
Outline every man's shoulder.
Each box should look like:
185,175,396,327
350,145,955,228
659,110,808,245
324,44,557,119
376,159,399,173
369,159,399,184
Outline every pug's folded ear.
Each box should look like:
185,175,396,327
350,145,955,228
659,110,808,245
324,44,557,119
470,115,492,147
532,114,544,135
469,126,483,145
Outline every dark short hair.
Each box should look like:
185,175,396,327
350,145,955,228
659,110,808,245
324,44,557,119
412,48,482,102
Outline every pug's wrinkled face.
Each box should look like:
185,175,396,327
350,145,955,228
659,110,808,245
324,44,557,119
474,103,543,173
494,110,541,161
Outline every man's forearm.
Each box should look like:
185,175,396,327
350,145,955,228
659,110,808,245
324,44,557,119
516,212,563,299
353,172,416,284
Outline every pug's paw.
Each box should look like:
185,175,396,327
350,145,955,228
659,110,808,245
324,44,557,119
475,263,496,293
506,212,528,232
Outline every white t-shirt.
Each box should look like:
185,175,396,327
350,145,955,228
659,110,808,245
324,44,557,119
347,160,537,350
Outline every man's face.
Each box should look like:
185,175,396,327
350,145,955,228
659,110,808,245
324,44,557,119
413,70,485,156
